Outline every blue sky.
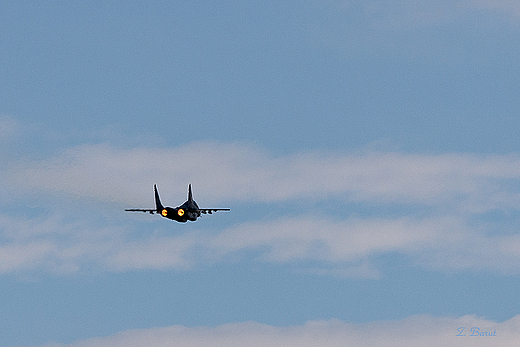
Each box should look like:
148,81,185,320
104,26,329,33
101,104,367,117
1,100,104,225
2,1,520,346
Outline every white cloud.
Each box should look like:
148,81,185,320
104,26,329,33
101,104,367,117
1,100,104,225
208,214,520,275
3,143,520,276
7,142,520,212
210,216,448,263
0,213,126,274
35,314,519,347
1,210,520,276
104,233,201,272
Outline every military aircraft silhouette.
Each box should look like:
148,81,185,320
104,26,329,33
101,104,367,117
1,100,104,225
125,184,229,222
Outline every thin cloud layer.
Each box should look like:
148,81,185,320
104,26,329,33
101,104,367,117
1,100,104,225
334,1,520,25
36,314,519,347
468,0,520,18
2,143,520,276
1,211,520,277
0,115,19,141
0,213,126,274
7,142,520,211
310,0,520,48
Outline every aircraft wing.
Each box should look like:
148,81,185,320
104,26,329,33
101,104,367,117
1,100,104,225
125,209,157,214
198,208,230,214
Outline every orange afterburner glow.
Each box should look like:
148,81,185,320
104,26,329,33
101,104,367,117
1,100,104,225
161,209,168,217
178,209,185,216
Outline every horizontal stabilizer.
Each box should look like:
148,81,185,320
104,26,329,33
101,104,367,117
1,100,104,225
125,209,156,214
199,208,230,214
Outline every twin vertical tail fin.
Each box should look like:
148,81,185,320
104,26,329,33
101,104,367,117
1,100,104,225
154,184,164,212
154,184,193,212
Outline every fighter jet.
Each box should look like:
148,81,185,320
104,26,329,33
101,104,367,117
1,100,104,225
125,184,229,222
